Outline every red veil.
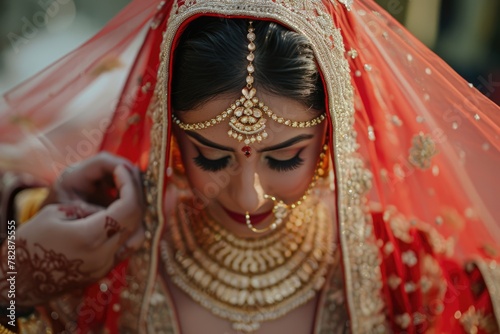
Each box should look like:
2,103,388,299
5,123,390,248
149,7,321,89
1,0,499,333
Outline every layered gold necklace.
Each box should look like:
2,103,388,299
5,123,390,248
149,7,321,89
160,196,335,332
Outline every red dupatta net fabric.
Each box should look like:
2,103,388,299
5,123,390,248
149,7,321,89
2,0,497,261
1,0,499,332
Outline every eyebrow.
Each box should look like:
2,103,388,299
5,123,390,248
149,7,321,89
258,134,314,152
185,131,314,153
186,131,235,151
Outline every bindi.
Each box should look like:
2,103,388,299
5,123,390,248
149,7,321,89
241,145,252,158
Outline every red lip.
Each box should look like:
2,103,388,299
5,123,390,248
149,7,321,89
222,206,272,225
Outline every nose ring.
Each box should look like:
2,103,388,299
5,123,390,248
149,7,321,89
245,194,289,233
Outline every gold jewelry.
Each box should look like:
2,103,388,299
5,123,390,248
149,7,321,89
0,324,14,334
244,194,288,233
171,21,326,156
161,194,334,333
245,144,329,233
0,313,52,334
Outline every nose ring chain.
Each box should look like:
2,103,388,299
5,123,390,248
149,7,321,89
245,144,328,233
245,195,289,233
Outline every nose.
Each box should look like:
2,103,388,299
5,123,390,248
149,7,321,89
232,168,267,213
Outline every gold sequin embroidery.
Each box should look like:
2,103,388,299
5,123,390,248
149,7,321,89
458,306,499,334
408,132,438,170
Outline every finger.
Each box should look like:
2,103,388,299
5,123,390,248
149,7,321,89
55,154,137,209
81,212,141,268
88,230,122,278
69,163,136,221
55,201,104,220
68,165,142,251
109,165,138,214
87,211,142,264
115,225,145,262
123,164,145,210
88,155,134,182
88,159,142,207
64,152,134,187
104,165,142,237
125,224,146,251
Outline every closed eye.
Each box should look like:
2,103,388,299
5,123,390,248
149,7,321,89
193,149,230,172
266,149,304,172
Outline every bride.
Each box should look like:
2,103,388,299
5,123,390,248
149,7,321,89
1,1,499,333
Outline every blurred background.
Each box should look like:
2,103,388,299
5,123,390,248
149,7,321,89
0,0,499,104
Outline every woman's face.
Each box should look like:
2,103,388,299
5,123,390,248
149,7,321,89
173,92,327,236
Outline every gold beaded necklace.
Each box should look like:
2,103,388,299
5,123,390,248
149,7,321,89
160,195,335,333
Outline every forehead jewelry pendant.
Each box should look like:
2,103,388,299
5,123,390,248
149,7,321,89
171,21,326,154
227,21,268,155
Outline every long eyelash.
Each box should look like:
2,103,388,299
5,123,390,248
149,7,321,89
193,151,230,172
266,149,304,172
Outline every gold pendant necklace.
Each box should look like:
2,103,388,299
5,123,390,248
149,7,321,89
160,196,335,333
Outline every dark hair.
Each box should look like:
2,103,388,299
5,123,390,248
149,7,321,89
171,17,324,112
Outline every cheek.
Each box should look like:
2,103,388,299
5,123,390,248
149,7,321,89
174,136,206,194
265,153,319,203
176,141,228,202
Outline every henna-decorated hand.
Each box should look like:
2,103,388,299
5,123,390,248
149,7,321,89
0,157,145,307
43,152,139,207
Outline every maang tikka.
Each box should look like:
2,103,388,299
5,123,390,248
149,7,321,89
172,21,326,158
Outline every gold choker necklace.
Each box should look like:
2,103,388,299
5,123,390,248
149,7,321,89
160,196,335,333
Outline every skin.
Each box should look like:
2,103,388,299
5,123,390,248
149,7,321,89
167,92,330,333
0,93,329,332
0,153,145,310
173,92,327,238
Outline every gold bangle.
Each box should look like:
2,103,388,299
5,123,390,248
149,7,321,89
18,313,53,334
0,323,15,334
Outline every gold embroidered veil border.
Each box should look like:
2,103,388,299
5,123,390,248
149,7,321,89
1,0,499,332
129,0,387,333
